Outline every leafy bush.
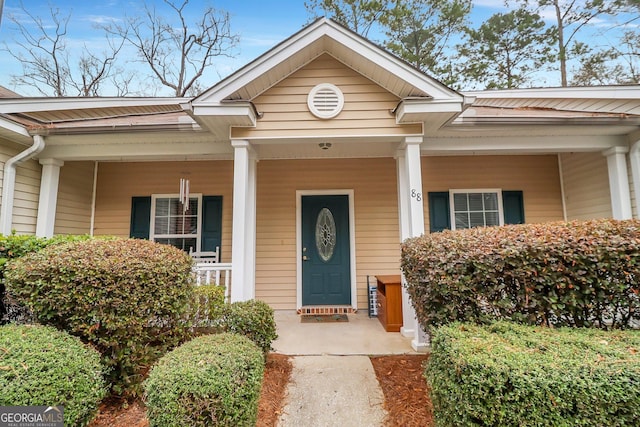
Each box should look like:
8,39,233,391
222,299,278,355
144,333,264,427
187,284,227,330
401,219,640,330
4,238,194,396
426,322,640,427
0,324,106,426
0,234,91,324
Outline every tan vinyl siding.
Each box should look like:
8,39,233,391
0,139,41,234
559,152,612,220
93,161,233,262
232,54,422,140
423,155,564,229
256,158,401,310
54,161,94,235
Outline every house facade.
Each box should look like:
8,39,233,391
0,19,639,349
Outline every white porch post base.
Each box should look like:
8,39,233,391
230,140,257,302
36,159,64,238
603,146,632,220
411,326,431,352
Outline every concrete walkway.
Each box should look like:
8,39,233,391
273,311,416,426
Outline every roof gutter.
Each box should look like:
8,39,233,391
0,134,45,234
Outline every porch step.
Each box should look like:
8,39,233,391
297,306,356,315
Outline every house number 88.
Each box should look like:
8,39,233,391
411,189,422,201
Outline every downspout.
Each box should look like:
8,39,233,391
557,153,568,222
0,135,46,234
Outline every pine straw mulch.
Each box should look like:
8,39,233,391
88,353,293,427
89,353,432,427
370,354,433,427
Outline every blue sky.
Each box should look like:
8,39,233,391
0,0,633,95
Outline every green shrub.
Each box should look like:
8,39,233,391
222,299,278,355
0,234,91,324
187,284,227,330
4,238,194,396
0,324,106,427
144,333,265,427
426,322,640,427
401,219,640,330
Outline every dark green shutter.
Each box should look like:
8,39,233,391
502,191,525,224
201,196,223,254
428,192,451,233
130,196,151,239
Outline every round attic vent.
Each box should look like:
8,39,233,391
307,83,344,119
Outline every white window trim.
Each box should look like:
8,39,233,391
150,193,203,252
449,188,504,230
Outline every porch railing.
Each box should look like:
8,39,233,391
193,262,232,301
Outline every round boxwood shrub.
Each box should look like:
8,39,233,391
4,238,194,396
0,234,91,324
144,333,265,427
222,299,278,355
0,324,106,426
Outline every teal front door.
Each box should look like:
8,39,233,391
301,195,351,306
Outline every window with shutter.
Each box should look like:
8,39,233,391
130,194,223,254
428,189,524,232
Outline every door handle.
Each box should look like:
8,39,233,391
302,255,309,261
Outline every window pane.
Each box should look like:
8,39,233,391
186,198,198,215
184,216,198,234
453,193,468,211
169,216,181,234
455,212,469,229
155,199,169,216
468,193,484,211
484,193,498,210
155,238,197,252
154,217,169,234
469,212,485,227
485,211,500,226
169,199,181,215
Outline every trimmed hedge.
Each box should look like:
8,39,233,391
4,238,194,396
0,324,106,427
222,299,278,356
402,219,640,330
144,333,265,427
0,234,91,324
188,284,227,330
426,322,640,427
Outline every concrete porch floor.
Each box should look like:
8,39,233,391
272,310,416,355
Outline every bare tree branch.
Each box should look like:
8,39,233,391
2,2,127,96
103,0,238,96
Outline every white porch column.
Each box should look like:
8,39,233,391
398,136,429,351
603,147,632,220
230,140,257,302
395,150,414,338
404,137,426,235
36,159,64,237
629,140,640,218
